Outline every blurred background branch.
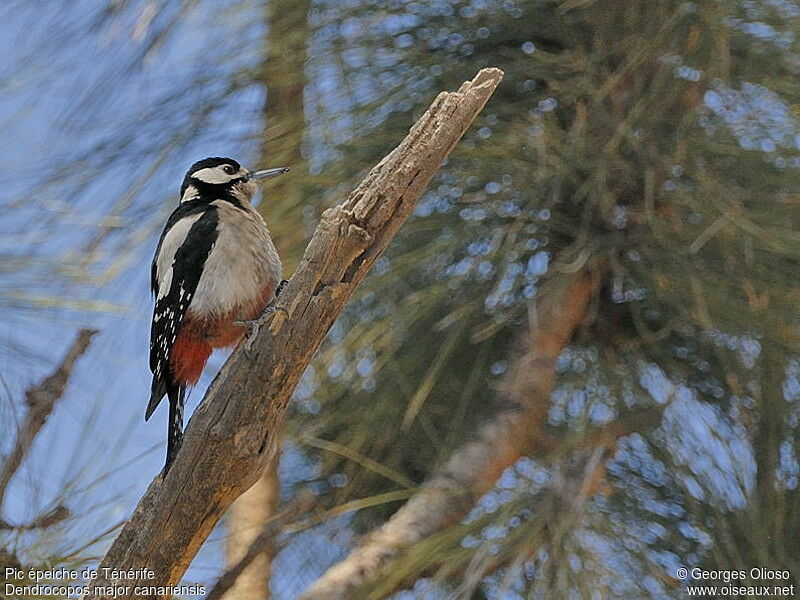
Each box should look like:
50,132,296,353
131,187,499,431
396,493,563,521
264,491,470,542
0,328,97,510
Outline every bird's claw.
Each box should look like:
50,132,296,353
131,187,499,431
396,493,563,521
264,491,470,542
235,305,289,352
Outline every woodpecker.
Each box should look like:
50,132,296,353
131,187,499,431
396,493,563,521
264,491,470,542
147,156,288,473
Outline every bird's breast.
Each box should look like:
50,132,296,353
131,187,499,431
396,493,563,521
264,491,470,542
189,201,282,320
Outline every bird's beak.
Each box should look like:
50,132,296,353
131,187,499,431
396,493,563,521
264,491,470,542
249,167,290,181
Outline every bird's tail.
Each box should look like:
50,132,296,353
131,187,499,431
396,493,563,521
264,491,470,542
164,383,185,474
145,376,167,421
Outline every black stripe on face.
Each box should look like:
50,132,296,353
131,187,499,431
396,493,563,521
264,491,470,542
187,179,247,209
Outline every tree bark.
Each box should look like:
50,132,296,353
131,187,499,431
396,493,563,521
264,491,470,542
83,67,503,600
299,270,594,600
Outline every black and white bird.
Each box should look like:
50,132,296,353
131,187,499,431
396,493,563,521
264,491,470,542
147,157,288,473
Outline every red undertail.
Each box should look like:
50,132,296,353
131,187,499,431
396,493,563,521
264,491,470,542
170,331,212,385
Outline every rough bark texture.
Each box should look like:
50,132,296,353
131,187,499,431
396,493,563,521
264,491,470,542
83,68,503,600
299,270,594,600
0,328,97,509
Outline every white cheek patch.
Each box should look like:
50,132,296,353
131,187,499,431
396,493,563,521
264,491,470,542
192,166,236,184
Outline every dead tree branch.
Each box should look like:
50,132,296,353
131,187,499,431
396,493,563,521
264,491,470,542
84,67,503,600
0,328,97,509
299,270,594,600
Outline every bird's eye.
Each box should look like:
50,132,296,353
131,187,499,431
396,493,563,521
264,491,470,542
223,165,236,175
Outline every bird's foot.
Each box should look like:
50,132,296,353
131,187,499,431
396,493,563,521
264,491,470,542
235,304,289,352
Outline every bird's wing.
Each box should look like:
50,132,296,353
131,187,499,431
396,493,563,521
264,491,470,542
150,202,211,296
147,204,219,418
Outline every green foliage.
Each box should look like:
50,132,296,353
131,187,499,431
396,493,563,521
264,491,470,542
276,0,800,596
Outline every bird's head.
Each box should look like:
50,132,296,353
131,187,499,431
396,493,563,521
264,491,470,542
180,157,288,204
